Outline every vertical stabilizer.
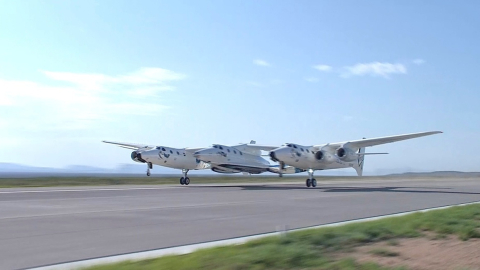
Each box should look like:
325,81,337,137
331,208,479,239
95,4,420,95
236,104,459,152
354,138,366,176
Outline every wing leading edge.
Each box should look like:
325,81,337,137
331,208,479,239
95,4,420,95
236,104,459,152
102,141,155,151
314,131,442,151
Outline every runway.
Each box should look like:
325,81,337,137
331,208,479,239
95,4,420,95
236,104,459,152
1,178,479,270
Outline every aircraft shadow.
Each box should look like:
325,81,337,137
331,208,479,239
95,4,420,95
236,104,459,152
187,185,480,196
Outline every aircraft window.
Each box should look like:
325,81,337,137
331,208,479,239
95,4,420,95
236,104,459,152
176,151,180,155
301,148,304,152
287,144,292,147
213,145,218,148
306,149,310,153
233,150,237,154
227,149,230,153
219,146,223,150
293,145,297,149
162,147,166,151
156,146,161,150
170,150,173,154
240,151,243,155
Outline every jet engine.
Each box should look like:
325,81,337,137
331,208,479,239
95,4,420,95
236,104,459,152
335,147,357,162
131,151,146,163
314,150,336,163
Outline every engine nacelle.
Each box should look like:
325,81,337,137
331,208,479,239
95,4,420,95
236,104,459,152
131,151,146,163
335,147,357,162
314,150,336,163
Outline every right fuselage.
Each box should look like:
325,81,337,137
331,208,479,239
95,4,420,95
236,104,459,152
269,144,354,171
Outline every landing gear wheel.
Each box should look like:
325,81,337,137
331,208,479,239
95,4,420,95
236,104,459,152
311,179,317,188
184,177,190,185
147,170,151,177
180,177,185,185
306,179,312,187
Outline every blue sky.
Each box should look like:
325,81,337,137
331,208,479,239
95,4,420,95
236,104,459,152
0,1,479,173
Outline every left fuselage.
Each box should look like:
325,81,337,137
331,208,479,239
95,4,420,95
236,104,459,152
134,146,208,170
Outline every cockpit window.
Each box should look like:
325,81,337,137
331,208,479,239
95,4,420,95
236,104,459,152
287,144,292,147
162,147,166,151
293,145,297,149
213,145,218,148
219,146,223,150
233,150,237,154
156,146,161,150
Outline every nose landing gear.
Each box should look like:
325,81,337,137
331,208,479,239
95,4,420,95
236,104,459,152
180,169,190,185
146,162,153,176
306,169,317,188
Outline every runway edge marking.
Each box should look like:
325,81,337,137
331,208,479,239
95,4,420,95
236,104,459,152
29,200,480,270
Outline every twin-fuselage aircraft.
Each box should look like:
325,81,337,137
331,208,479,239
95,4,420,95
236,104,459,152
102,140,303,185
103,131,442,187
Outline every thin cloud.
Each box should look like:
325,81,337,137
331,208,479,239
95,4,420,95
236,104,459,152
0,68,185,130
313,65,332,72
342,62,407,78
253,59,271,67
413,59,426,65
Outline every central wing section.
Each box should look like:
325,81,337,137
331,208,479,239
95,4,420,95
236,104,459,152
193,143,280,174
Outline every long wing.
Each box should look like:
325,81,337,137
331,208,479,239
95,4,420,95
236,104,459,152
102,140,156,151
243,144,279,152
314,131,442,151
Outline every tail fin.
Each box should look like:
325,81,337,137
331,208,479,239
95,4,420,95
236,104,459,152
354,145,366,177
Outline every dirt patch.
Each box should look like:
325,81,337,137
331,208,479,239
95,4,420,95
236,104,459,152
342,237,480,270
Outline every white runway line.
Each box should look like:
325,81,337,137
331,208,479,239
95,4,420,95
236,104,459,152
29,200,480,270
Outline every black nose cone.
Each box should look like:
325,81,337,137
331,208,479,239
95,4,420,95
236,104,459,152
269,151,278,162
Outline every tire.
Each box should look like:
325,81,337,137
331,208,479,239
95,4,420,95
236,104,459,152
180,177,185,185
306,179,311,187
184,177,190,185
311,179,317,187
147,172,151,177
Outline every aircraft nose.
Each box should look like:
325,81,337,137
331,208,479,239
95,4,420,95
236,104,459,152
269,147,290,162
269,151,278,162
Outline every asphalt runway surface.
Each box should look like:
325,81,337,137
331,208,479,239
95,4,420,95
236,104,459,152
1,178,479,269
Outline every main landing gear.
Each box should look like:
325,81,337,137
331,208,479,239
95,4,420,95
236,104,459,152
146,162,153,176
180,169,190,186
305,169,317,188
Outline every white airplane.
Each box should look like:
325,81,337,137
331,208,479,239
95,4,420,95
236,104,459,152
193,143,305,175
268,131,442,188
102,141,209,185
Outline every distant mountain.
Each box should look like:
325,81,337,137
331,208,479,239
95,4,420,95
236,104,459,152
0,162,216,177
0,163,55,173
1,162,478,178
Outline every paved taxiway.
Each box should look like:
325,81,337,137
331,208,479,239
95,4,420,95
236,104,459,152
1,178,479,269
